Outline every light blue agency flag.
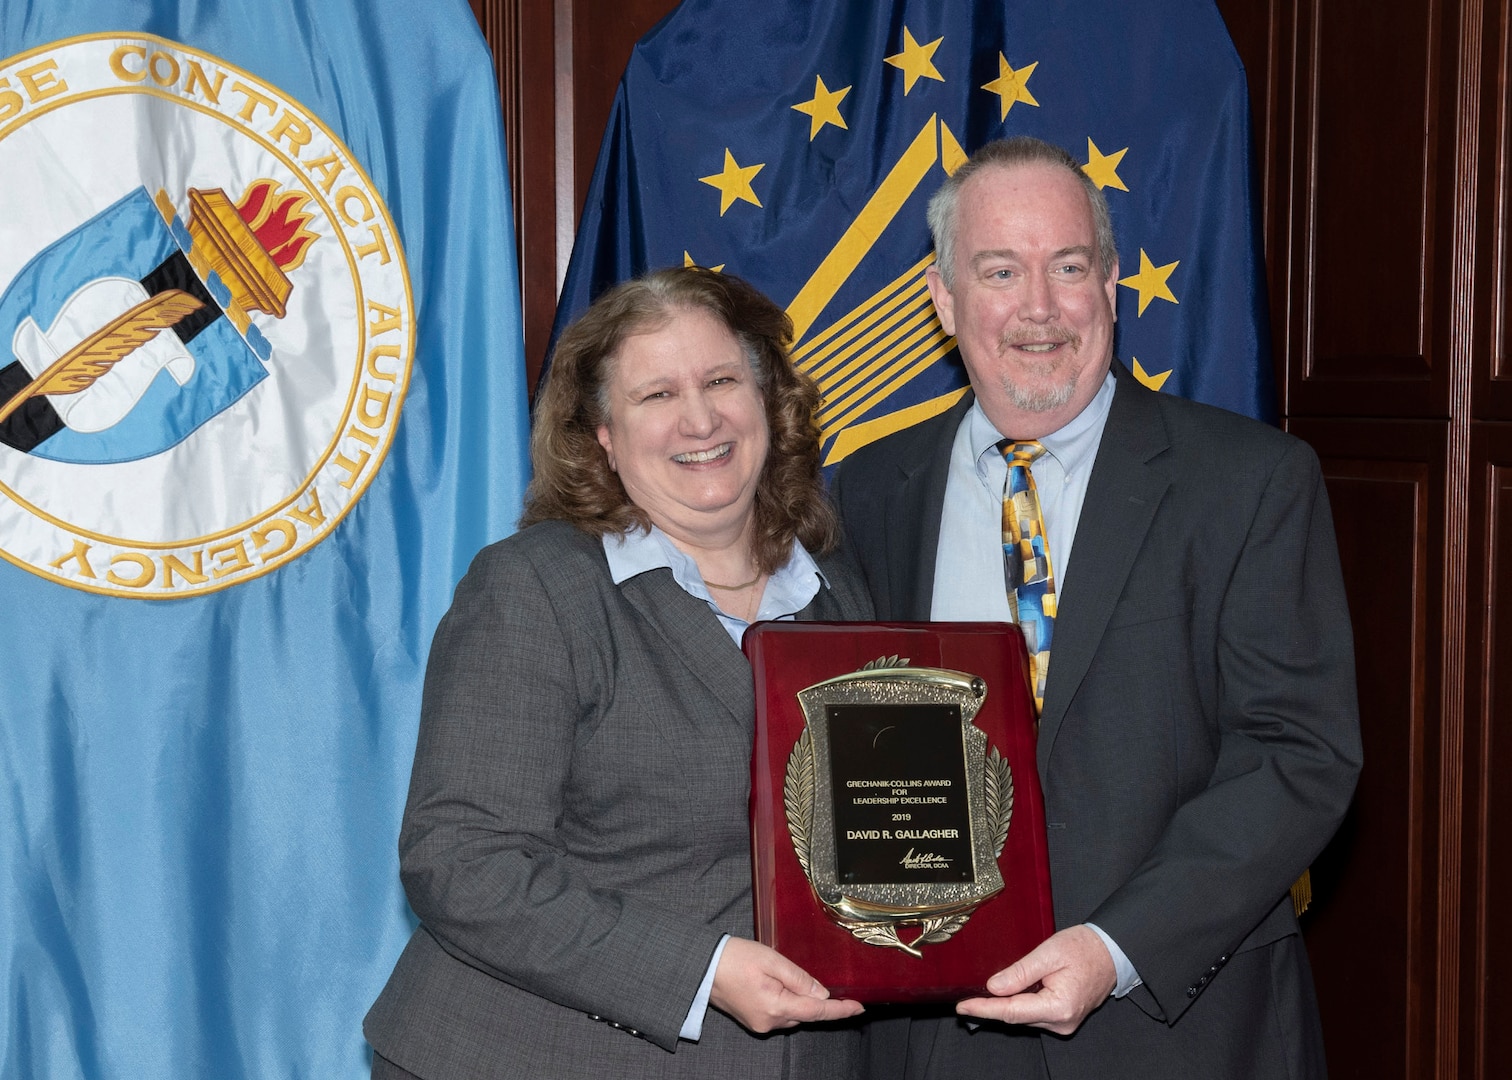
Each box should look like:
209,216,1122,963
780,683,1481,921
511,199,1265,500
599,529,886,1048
555,0,1274,465
0,2,529,1076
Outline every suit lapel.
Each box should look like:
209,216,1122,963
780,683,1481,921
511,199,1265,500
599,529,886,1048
1037,367,1171,768
618,569,755,730
887,394,970,620
800,576,846,621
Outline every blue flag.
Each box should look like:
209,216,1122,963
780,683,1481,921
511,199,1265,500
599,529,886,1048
0,3,528,1077
554,0,1274,465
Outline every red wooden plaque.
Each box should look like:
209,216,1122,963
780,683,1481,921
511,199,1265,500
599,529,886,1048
745,621,1055,1003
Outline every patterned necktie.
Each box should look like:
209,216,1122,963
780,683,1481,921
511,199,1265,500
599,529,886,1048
1000,440,1056,713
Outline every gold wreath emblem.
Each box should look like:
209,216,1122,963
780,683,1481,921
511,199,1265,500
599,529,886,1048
784,658,1014,957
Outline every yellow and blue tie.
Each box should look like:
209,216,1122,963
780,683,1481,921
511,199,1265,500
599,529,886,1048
1000,440,1055,713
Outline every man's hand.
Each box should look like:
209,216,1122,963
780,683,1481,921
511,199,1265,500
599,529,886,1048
710,936,865,1034
955,924,1117,1036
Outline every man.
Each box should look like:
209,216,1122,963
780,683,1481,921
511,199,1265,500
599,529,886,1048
833,137,1361,1079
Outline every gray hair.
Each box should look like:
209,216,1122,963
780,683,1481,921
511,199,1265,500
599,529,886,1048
926,136,1117,288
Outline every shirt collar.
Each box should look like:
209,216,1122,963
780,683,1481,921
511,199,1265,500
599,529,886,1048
969,369,1117,481
602,524,826,617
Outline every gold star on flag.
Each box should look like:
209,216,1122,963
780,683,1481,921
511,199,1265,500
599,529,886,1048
792,76,851,140
699,149,764,216
1118,249,1180,315
683,250,725,273
1082,138,1129,192
981,54,1038,120
1131,358,1172,391
884,28,944,95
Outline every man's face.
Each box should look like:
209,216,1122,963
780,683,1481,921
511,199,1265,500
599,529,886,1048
926,162,1118,439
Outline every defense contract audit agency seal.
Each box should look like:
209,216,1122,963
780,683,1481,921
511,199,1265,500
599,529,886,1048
0,34,413,598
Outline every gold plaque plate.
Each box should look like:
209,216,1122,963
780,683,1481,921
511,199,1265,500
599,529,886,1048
785,658,1013,956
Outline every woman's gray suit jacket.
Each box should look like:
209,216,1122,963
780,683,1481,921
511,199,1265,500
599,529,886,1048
365,519,872,1080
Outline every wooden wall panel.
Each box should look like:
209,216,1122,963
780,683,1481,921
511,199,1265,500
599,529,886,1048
1269,1,1507,1062
568,0,678,218
1472,1,1512,420
1311,0,1437,369
1279,0,1459,417
1290,419,1447,1080
1464,424,1512,1078
476,0,679,390
471,0,559,395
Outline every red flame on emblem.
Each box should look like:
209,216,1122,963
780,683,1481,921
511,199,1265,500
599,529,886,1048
236,179,319,272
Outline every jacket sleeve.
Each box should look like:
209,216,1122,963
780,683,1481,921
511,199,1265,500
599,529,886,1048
396,540,723,1052
1087,438,1362,1023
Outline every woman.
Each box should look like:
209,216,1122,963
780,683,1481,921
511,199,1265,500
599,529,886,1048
364,268,870,1079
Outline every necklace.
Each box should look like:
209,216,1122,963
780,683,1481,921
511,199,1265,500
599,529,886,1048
705,575,761,591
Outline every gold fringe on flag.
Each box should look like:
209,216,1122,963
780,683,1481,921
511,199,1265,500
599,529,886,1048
1290,868,1313,917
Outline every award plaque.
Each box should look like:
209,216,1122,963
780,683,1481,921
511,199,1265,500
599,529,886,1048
745,622,1054,1002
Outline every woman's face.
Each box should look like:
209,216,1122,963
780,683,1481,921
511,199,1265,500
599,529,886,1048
595,308,770,550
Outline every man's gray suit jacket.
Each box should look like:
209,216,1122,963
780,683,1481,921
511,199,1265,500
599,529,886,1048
832,363,1362,1079
364,520,871,1080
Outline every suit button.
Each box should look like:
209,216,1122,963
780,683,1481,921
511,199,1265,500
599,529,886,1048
627,1028,642,1038
587,1014,604,1022
1187,986,1198,998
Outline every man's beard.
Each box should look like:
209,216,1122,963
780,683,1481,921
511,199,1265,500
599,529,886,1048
998,329,1082,412
1004,375,1078,413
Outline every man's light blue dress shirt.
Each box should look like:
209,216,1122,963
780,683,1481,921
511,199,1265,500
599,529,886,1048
929,373,1142,998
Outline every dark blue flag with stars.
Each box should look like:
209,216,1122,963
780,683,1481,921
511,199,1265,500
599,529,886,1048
553,0,1274,467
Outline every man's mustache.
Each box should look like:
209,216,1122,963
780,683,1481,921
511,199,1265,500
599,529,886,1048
997,328,1082,352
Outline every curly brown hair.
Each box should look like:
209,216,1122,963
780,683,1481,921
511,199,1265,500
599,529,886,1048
521,267,839,573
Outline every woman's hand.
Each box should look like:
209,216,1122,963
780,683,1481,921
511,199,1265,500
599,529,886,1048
709,937,865,1033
